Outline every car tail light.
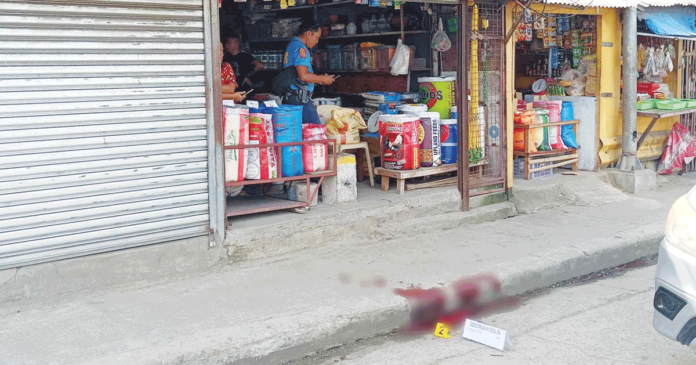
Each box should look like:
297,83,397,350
655,287,687,320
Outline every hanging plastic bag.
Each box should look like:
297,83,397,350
431,18,452,53
390,39,411,76
658,123,696,175
665,48,674,73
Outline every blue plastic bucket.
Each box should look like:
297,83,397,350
440,119,458,164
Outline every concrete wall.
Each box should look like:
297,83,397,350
0,236,227,303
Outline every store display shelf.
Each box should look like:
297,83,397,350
249,38,293,43
321,30,428,40
247,0,354,13
316,0,355,8
226,195,309,217
513,120,579,180
224,140,337,217
316,68,430,73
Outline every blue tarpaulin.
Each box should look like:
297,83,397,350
638,6,696,37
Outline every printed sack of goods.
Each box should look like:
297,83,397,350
379,114,421,170
534,100,578,150
512,110,538,152
326,108,367,145
513,101,578,152
247,112,277,180
418,112,442,167
223,103,249,182
302,124,329,173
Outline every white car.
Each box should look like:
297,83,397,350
654,185,696,346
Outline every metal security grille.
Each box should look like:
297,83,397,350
0,0,210,269
467,1,506,194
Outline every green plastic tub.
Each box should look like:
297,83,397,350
637,99,656,110
681,99,696,108
656,100,688,110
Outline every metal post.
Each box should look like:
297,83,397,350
619,6,643,171
204,0,226,241
457,2,470,211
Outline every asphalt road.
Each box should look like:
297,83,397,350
292,264,696,365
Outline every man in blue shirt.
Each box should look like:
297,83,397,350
283,20,336,125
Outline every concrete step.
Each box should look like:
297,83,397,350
226,186,508,263
510,171,632,214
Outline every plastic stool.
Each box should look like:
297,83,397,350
330,142,375,187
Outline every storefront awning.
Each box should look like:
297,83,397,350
544,0,696,8
638,6,696,37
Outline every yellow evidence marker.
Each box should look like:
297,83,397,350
434,323,451,339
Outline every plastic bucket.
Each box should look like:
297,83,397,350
379,114,421,170
398,103,428,115
418,77,456,119
441,119,458,164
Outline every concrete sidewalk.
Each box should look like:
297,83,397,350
1,172,695,365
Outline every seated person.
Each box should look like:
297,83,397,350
224,35,265,93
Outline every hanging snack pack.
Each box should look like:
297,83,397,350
223,104,249,182
247,111,277,180
418,112,442,167
379,114,421,170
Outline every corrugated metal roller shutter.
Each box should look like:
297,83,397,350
0,0,210,270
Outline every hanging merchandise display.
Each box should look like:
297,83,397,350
469,2,482,165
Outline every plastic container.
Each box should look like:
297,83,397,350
637,99,656,110
656,100,687,110
440,119,458,164
681,99,696,108
327,46,342,71
343,47,360,71
375,45,396,70
514,159,553,179
359,47,377,70
398,103,428,115
418,77,456,119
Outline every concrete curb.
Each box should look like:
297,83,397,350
227,191,507,262
230,222,664,364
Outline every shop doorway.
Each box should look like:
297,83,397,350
512,9,598,180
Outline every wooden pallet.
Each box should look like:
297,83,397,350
376,164,458,194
